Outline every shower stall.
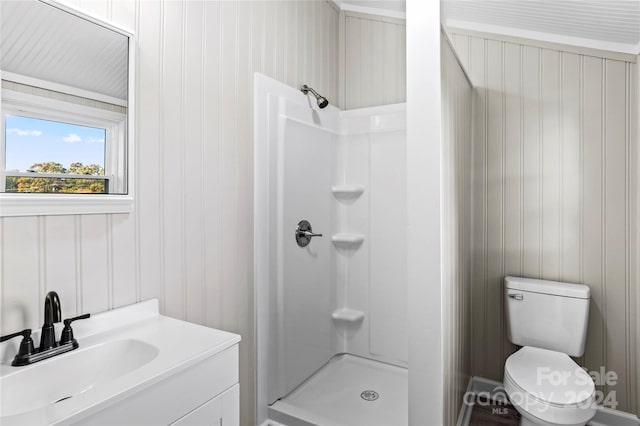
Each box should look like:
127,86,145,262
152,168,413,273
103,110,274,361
254,74,408,426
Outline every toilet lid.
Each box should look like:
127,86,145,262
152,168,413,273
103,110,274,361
505,346,595,407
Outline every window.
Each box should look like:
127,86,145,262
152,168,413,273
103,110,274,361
4,114,108,194
1,89,127,196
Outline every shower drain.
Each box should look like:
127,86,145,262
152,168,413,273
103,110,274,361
360,390,379,401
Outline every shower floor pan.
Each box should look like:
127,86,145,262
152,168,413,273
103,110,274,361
269,354,408,426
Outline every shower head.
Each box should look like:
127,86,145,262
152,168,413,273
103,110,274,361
301,84,329,109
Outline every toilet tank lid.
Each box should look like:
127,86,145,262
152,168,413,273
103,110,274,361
505,276,590,299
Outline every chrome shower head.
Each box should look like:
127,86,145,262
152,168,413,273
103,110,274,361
301,84,329,109
316,96,329,109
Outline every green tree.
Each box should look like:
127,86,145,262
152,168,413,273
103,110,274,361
7,161,105,193
28,162,66,174
68,162,103,176
5,176,17,192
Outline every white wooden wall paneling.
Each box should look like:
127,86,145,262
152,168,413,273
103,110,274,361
451,32,638,414
441,36,473,425
340,11,406,110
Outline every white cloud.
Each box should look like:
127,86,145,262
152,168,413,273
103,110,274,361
6,128,42,136
87,137,105,144
63,133,82,143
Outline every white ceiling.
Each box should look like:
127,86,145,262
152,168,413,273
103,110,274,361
442,0,640,55
1,0,129,101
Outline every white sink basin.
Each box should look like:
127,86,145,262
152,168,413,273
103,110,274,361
1,339,158,417
0,299,241,425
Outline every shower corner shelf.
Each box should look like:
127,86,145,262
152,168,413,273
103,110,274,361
331,185,365,198
331,308,365,323
331,233,365,245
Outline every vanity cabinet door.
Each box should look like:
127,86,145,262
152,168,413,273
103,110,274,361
220,384,239,426
171,396,221,426
171,384,239,426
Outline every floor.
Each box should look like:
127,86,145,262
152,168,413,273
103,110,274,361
269,354,408,426
469,394,520,426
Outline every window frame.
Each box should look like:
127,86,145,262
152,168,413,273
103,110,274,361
0,88,132,216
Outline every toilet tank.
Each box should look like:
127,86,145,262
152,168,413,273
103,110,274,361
505,276,590,357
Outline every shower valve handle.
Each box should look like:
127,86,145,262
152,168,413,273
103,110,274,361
300,230,323,238
295,220,323,247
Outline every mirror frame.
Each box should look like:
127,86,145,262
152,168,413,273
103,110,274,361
0,0,135,217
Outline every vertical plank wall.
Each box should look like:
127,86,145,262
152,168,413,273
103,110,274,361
339,10,406,109
0,1,339,424
441,37,473,425
451,31,639,414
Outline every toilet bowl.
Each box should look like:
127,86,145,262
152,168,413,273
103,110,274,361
503,277,597,426
503,346,596,426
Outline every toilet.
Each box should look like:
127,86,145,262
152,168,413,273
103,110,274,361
504,277,597,426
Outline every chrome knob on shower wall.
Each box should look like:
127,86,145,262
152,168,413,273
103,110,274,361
295,220,323,247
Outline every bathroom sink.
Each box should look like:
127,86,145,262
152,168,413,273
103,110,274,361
1,339,158,417
0,299,240,425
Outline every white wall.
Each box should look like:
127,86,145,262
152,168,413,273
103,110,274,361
450,29,639,414
0,2,339,424
406,0,444,424
636,58,640,418
440,35,473,425
338,10,406,109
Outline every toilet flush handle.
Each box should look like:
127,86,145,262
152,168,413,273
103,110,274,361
508,293,523,301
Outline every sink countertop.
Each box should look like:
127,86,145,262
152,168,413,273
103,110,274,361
0,299,241,425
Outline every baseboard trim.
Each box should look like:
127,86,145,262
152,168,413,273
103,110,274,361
457,376,640,426
590,406,640,426
456,376,474,426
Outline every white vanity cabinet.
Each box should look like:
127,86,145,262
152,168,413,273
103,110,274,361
73,343,240,426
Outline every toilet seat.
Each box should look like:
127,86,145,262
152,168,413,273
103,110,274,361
504,346,596,425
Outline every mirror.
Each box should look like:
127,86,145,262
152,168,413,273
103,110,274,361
0,0,134,215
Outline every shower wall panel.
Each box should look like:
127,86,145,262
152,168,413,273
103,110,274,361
254,74,341,421
336,105,407,365
368,129,407,362
255,75,408,424
280,108,336,398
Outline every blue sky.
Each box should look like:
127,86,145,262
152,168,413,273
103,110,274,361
4,115,106,172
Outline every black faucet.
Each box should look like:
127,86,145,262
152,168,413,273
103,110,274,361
0,291,90,366
40,291,62,351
